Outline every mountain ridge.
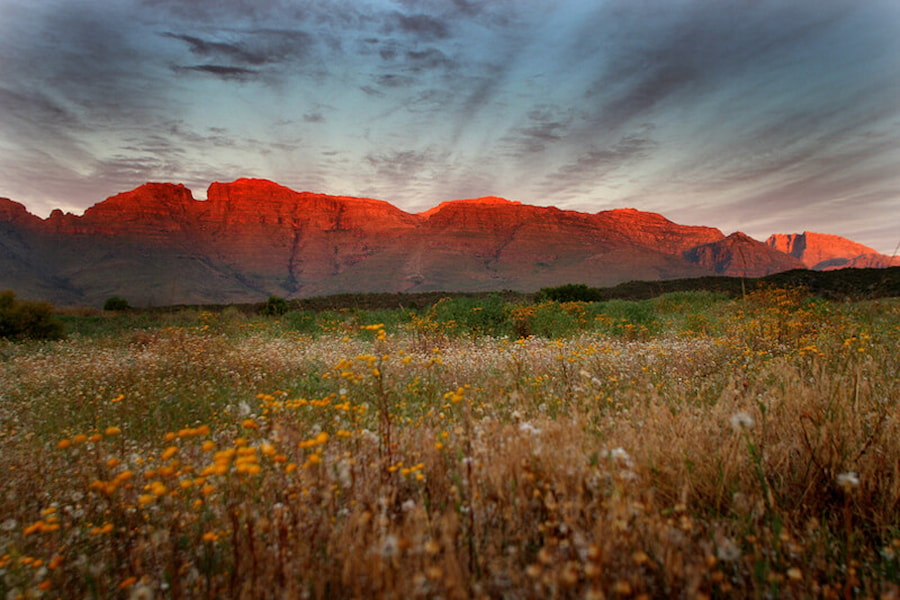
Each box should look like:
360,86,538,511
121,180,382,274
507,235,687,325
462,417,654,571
1,179,895,306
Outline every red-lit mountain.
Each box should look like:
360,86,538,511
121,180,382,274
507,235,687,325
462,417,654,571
0,179,893,306
766,232,899,270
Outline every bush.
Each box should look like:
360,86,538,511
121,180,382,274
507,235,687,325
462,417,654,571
0,290,65,341
537,283,602,303
103,296,131,311
263,295,289,316
426,295,512,337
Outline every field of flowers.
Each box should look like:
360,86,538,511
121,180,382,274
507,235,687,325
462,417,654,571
1,288,898,598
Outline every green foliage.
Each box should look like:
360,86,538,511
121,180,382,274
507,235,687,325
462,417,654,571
103,296,131,311
537,283,602,303
426,294,513,337
0,290,64,341
282,310,320,335
651,290,729,314
262,295,289,316
593,299,660,339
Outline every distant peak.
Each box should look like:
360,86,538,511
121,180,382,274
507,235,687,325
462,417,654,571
418,196,521,218
210,178,293,192
598,208,669,222
221,177,281,186
725,231,757,242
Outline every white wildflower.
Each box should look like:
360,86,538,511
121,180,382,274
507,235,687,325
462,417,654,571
716,535,742,562
380,534,399,558
730,412,755,431
602,447,634,469
837,471,860,489
128,584,155,600
518,422,541,435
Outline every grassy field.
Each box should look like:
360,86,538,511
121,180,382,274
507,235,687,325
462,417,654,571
1,288,898,598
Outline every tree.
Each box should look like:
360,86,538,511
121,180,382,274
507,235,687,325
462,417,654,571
263,295,289,316
0,290,65,340
103,296,131,311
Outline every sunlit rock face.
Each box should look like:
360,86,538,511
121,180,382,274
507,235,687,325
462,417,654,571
767,232,899,270
0,180,894,306
684,232,806,277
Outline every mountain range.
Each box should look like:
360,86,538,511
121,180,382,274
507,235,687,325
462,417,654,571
1,178,896,307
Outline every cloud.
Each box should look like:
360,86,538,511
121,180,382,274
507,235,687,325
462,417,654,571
501,105,575,156
405,48,455,73
2,0,898,253
536,132,658,198
0,86,80,132
388,12,450,41
364,147,448,183
164,32,268,65
140,0,288,22
163,28,315,82
175,65,259,80
374,74,415,89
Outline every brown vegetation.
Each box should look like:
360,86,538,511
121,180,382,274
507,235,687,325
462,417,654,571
0,289,898,597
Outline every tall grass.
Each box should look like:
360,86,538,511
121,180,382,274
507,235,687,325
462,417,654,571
0,290,898,597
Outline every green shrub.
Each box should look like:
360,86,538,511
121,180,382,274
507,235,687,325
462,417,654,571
536,283,602,303
427,295,512,337
282,310,320,335
594,299,659,339
263,295,289,316
651,290,728,314
103,296,131,311
0,290,64,341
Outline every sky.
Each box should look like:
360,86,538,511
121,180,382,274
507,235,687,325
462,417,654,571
1,0,899,254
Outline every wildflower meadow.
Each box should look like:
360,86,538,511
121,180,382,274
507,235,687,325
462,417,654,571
1,288,898,598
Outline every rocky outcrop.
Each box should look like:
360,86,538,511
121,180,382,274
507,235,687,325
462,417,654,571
592,208,724,254
0,179,893,306
766,232,897,270
684,232,805,277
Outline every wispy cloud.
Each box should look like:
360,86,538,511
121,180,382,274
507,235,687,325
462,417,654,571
174,64,259,80
387,12,451,41
1,0,898,252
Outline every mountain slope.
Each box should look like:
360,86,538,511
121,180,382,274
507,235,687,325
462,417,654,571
0,180,893,306
767,232,899,270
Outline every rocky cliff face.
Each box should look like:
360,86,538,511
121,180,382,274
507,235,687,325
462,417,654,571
685,232,805,276
766,232,898,270
0,180,893,306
